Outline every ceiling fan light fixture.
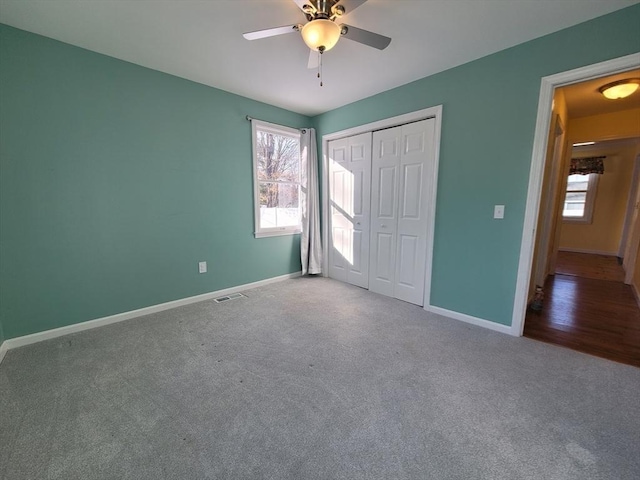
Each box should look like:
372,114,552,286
301,19,341,52
598,79,640,99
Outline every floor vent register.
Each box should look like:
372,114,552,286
213,292,245,304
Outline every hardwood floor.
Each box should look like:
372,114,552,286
555,251,625,282
524,253,640,367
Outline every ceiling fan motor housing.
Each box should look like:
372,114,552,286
304,0,346,21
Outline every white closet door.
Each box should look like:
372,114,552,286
328,137,349,283
327,132,371,288
370,119,435,306
370,126,401,297
347,133,372,287
395,119,435,305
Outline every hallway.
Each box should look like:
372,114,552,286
524,252,640,367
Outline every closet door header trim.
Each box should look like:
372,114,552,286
321,106,442,143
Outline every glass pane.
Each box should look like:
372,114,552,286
563,190,586,217
259,183,300,229
566,178,588,191
563,202,585,217
565,192,586,203
256,131,300,182
567,180,589,192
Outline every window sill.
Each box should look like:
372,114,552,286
255,229,302,238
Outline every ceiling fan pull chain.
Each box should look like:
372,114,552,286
319,51,323,87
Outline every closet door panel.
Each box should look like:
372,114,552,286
347,133,372,288
370,127,401,297
377,167,397,218
394,119,436,305
397,234,419,286
327,133,371,288
328,138,350,283
374,232,395,282
401,163,423,219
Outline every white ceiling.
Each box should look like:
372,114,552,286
1,0,638,116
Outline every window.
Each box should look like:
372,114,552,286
562,173,599,223
251,120,302,237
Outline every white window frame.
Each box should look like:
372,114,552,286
562,173,599,224
251,120,302,238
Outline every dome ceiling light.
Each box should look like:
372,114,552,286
301,19,342,53
598,79,640,100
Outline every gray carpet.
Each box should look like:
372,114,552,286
1,277,639,480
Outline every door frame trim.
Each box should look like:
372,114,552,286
620,154,640,260
533,114,565,288
511,52,640,336
321,105,443,307
623,154,640,285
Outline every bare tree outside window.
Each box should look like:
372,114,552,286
256,131,300,208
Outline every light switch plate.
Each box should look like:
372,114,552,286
198,261,207,273
494,205,505,219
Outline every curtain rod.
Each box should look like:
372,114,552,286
245,115,308,133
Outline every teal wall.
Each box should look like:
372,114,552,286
314,6,640,326
0,25,310,339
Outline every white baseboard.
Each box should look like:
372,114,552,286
0,341,8,365
424,304,515,336
0,271,302,364
558,247,618,256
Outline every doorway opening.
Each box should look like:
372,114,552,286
513,54,640,366
525,135,640,366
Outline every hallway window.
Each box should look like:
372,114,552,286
562,173,598,223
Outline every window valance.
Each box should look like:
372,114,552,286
569,156,605,175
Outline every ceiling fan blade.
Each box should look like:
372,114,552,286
333,0,368,16
243,24,299,41
307,50,319,69
340,24,391,50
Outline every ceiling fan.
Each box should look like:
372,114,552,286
243,0,391,71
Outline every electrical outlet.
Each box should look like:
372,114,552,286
198,261,207,274
494,205,505,219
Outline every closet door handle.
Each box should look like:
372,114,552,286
381,224,388,228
